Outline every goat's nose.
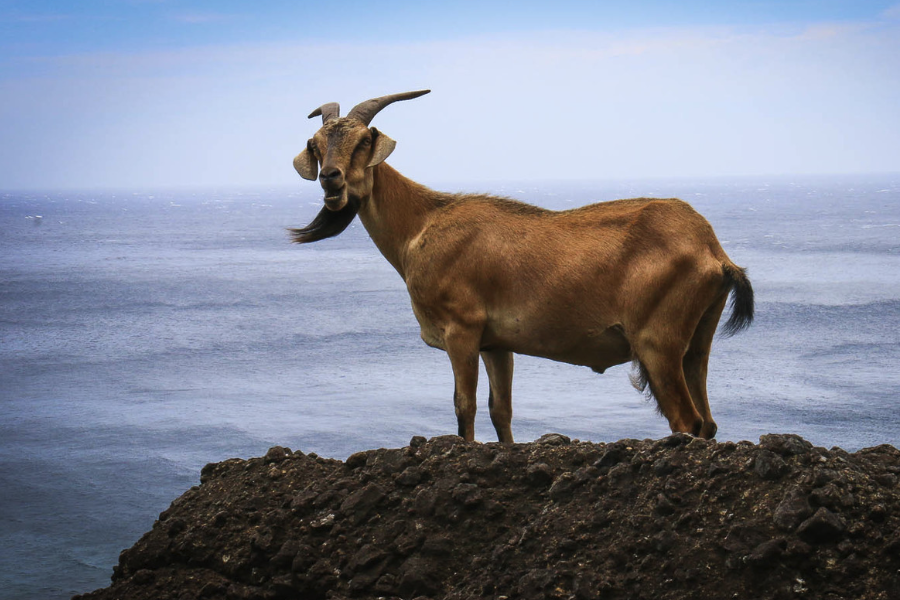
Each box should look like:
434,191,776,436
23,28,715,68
319,166,343,183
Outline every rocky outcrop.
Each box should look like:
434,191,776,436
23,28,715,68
75,433,900,600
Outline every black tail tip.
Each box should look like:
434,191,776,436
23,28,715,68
720,265,754,337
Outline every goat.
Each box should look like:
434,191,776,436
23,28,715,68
290,90,753,443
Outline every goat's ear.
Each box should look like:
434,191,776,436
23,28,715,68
293,148,318,181
367,128,396,168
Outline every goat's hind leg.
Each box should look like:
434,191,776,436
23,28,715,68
634,338,704,437
682,294,728,439
482,349,514,443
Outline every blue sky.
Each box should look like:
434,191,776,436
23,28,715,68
1,1,899,189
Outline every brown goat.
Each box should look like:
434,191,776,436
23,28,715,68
290,90,753,443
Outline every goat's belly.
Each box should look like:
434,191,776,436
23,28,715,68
483,322,632,372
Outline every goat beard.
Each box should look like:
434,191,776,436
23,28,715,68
289,196,360,244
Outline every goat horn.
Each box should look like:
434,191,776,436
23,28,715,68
308,102,340,123
346,90,431,126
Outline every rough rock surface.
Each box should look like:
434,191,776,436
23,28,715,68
76,433,900,600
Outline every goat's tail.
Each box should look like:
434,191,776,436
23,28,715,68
720,263,754,337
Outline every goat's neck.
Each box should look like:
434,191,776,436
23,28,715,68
358,163,443,280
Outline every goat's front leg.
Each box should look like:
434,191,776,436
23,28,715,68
482,349,514,443
445,329,481,441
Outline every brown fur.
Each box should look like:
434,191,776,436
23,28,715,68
292,109,753,443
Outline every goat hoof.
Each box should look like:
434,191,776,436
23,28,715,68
690,419,704,437
699,421,718,439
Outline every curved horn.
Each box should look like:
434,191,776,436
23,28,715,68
308,102,340,123
346,90,430,126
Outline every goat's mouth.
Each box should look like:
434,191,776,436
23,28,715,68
323,187,349,211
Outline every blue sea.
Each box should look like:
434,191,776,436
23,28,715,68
2,176,899,599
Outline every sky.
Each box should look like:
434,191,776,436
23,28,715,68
1,1,899,190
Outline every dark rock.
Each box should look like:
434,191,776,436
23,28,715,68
374,573,398,594
548,472,578,501
264,446,291,463
707,461,730,476
267,575,293,597
653,457,674,476
873,472,898,488
722,525,768,555
289,489,316,511
394,530,424,556
290,546,315,574
655,493,676,516
348,543,387,572
594,444,628,470
423,435,464,457
312,489,341,509
131,570,154,585
797,507,847,544
606,462,632,483
652,530,678,553
451,482,483,507
396,466,425,486
165,518,187,537
199,462,219,484
398,555,440,597
535,433,571,446
754,449,789,480
422,535,454,556
808,466,842,488
810,483,855,509
558,537,578,553
345,451,368,469
269,540,298,569
746,539,786,567
413,487,438,517
348,570,380,593
657,432,693,448
305,558,338,594
885,532,900,556
574,465,599,484
525,462,554,487
773,488,813,531
339,483,385,525
759,434,813,457
75,434,900,600
249,529,275,554
198,582,225,598
785,538,813,558
365,448,411,475
211,511,228,527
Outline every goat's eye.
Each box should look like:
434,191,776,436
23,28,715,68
359,137,372,148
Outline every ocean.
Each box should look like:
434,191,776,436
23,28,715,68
1,176,899,599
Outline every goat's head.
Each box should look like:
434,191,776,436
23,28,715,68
294,90,430,212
